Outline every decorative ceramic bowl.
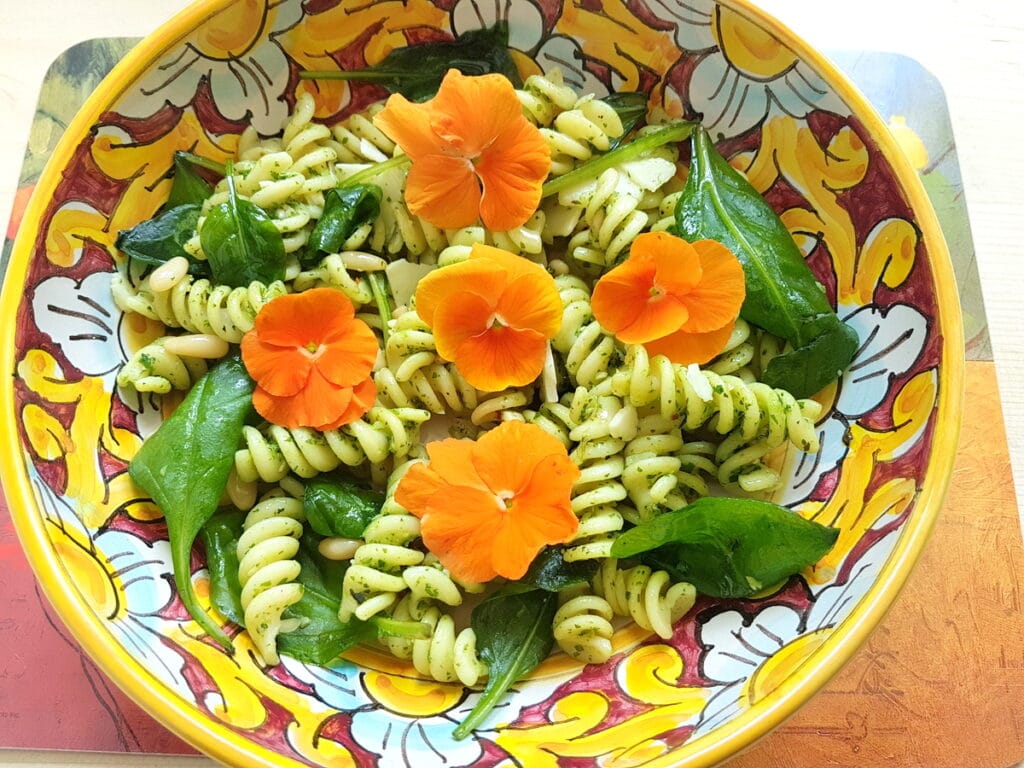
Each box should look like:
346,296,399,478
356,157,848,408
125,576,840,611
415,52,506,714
1,0,963,765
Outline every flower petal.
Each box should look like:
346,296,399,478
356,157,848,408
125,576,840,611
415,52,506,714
372,93,444,161
241,334,311,396
592,257,691,344
414,259,505,327
475,118,551,231
430,289,495,362
317,376,376,431
405,153,481,229
394,462,447,517
496,272,562,339
643,320,739,365
315,315,378,387
641,231,703,297
418,485,506,583
252,369,354,429
470,421,574,496
428,70,524,158
423,439,490,492
254,288,356,348
454,325,548,391
677,239,747,333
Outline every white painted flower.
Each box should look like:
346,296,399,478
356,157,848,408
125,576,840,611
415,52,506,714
30,270,164,427
116,0,304,136
278,656,370,712
32,271,123,379
776,302,930,506
692,525,898,737
29,471,194,699
654,0,846,138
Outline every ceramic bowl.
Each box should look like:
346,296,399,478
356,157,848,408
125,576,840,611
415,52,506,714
1,0,963,765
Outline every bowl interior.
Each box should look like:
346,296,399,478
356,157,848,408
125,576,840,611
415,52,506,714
1,0,962,766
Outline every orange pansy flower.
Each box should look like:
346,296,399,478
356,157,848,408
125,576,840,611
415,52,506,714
414,243,562,391
395,421,580,583
241,288,378,430
372,69,550,231
591,232,746,365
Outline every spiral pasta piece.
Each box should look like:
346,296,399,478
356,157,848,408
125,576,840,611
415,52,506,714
552,590,615,664
541,96,625,176
236,490,307,665
234,406,431,484
116,337,208,394
552,275,619,388
140,275,290,343
290,252,379,305
517,69,580,127
593,559,696,640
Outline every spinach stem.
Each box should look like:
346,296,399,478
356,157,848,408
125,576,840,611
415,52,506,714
299,69,412,82
342,155,411,187
368,272,393,344
177,151,228,176
372,617,431,639
541,120,697,198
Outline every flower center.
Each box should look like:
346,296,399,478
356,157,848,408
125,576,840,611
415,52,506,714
300,341,325,361
486,312,509,330
649,284,667,301
494,489,515,511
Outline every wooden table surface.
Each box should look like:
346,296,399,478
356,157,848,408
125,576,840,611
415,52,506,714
1,1,1022,766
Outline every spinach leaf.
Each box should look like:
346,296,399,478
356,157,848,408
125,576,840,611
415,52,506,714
453,589,557,740
604,92,649,150
199,169,286,287
761,313,859,400
515,546,599,593
200,510,246,625
167,150,216,209
610,497,839,599
673,125,858,397
303,184,382,266
299,23,520,102
276,530,378,664
115,204,208,274
128,355,254,649
302,477,384,539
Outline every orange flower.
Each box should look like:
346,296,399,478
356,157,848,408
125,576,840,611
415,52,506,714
414,243,562,391
591,232,746,365
395,421,580,583
372,69,550,231
241,288,378,430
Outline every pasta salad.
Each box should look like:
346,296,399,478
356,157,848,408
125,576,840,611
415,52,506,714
113,29,853,737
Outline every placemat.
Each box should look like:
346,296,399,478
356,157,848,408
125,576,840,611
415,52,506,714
0,40,1018,766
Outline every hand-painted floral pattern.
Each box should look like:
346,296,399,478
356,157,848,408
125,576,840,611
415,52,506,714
3,0,958,766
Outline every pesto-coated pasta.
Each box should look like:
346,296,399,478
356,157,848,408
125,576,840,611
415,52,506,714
236,490,307,665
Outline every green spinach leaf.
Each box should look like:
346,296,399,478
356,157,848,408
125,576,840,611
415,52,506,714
200,510,246,625
276,530,378,664
515,546,599,593
610,497,839,598
128,355,254,649
673,125,858,397
299,23,520,102
303,184,382,266
302,477,384,539
199,169,286,287
452,589,557,740
115,204,208,274
167,150,216,209
604,92,649,150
